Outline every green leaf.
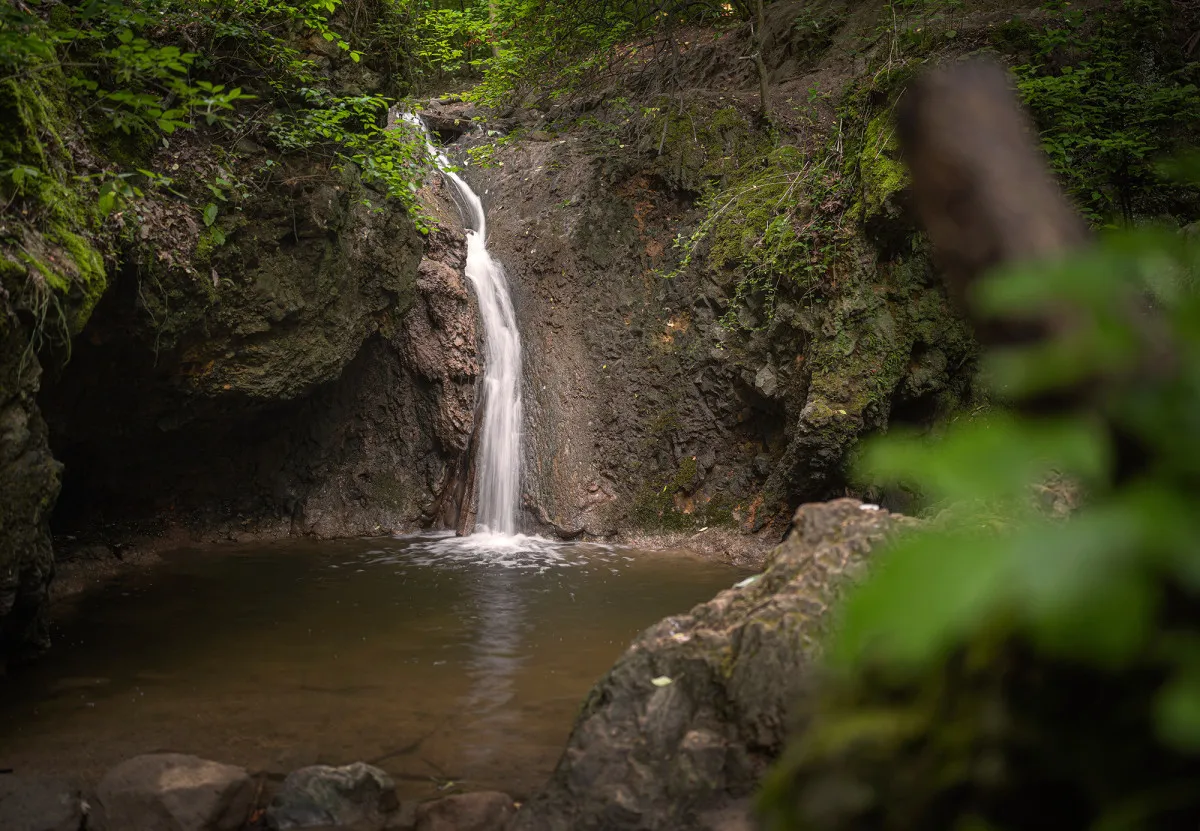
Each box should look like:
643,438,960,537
203,202,218,227
1156,669,1200,751
857,413,1110,508
829,529,1013,669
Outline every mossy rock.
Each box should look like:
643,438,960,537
511,499,911,831
855,111,908,223
0,54,109,664
0,65,109,340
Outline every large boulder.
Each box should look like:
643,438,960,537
96,753,255,831
509,499,910,831
0,775,89,831
266,762,398,830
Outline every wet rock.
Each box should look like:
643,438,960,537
414,792,516,831
421,100,478,140
385,801,419,830
267,763,399,830
0,775,89,831
402,254,479,452
510,499,911,831
96,753,254,831
0,355,59,665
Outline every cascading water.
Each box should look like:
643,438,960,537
404,113,524,536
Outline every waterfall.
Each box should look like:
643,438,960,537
404,113,524,536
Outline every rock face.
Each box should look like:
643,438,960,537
509,499,909,831
415,792,516,831
0,63,483,661
0,68,106,666
96,753,255,831
37,166,466,541
0,341,59,665
0,775,89,831
266,762,399,830
465,11,976,538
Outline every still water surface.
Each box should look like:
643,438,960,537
0,533,745,799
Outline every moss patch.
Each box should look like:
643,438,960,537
856,111,909,222
0,64,109,342
644,102,771,193
629,455,736,532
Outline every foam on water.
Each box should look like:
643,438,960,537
376,531,622,571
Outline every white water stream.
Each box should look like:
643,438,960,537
404,113,524,536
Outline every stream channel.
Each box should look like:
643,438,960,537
0,535,746,800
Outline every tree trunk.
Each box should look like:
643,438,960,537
754,0,771,122
489,0,500,59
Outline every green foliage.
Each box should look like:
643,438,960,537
880,0,966,57
269,88,432,225
1012,0,1200,224
459,0,747,105
409,3,491,82
0,0,435,255
670,144,851,331
0,4,53,66
838,226,1200,672
759,224,1200,828
5,2,261,138
91,168,174,216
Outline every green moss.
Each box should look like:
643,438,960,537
629,455,736,532
193,225,227,266
0,62,109,341
673,141,851,331
675,455,699,491
650,103,769,192
49,226,107,332
856,111,909,222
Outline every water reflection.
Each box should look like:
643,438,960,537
459,567,526,769
0,534,746,800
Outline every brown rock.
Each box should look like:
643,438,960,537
509,500,911,831
96,754,255,831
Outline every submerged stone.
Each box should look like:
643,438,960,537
267,763,398,830
96,753,254,831
0,775,89,831
414,791,516,831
